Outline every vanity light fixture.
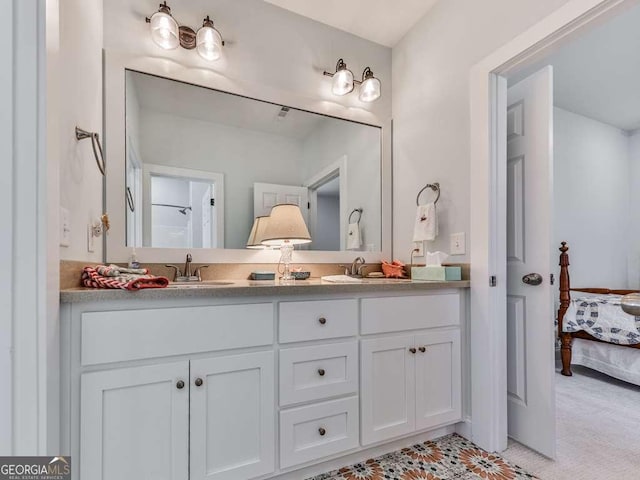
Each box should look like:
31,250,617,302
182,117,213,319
145,3,225,61
323,59,381,102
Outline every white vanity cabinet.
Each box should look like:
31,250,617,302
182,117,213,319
61,287,467,480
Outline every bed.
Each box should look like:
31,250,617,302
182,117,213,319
557,242,640,384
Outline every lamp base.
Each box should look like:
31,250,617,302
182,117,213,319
279,243,295,284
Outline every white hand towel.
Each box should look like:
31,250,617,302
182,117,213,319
413,202,438,242
347,222,362,250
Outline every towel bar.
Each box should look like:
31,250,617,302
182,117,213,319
416,182,440,206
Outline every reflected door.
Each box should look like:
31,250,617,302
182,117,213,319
253,182,309,225
506,66,556,458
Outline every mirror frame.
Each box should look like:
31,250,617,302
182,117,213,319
105,50,392,263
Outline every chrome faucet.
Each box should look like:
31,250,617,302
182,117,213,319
166,254,208,282
342,256,366,277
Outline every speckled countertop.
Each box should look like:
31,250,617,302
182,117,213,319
60,278,470,303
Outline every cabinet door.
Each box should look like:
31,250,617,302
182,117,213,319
360,335,415,445
190,352,275,480
80,362,189,480
415,329,462,431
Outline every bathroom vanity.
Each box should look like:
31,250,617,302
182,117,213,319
60,280,469,480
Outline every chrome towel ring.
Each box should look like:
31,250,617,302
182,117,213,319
76,127,106,176
416,182,440,206
349,208,363,224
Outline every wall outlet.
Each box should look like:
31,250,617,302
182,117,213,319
413,241,424,257
60,207,71,247
450,232,466,255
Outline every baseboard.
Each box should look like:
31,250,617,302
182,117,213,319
455,417,472,441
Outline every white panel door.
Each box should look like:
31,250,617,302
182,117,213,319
506,66,556,458
253,182,309,224
190,352,275,480
360,335,415,445
80,362,189,480
415,330,462,431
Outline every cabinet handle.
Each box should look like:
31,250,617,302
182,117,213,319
409,347,416,354
194,378,203,387
176,380,185,390
318,368,325,377
318,427,326,436
419,346,426,353
318,317,327,325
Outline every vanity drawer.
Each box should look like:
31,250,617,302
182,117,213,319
279,299,357,343
280,397,359,469
280,342,358,406
361,294,460,335
81,304,273,365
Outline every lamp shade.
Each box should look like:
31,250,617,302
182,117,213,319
246,216,270,249
261,204,311,246
149,6,179,50
196,17,223,61
332,62,354,96
359,76,381,102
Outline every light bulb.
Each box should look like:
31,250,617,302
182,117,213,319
196,17,223,61
148,5,179,50
359,68,381,102
332,67,354,96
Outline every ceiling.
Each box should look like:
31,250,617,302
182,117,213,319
508,3,640,131
128,71,328,140
263,0,439,47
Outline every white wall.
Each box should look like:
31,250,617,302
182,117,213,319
58,0,104,261
392,0,570,261
302,120,382,251
139,110,304,248
554,108,631,289
628,131,640,289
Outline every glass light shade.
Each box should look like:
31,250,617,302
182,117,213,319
261,204,312,246
359,76,381,102
149,11,179,50
246,216,270,249
332,68,354,96
196,24,223,61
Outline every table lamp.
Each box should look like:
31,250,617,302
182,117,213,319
260,204,311,281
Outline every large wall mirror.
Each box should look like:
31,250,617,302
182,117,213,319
105,53,391,263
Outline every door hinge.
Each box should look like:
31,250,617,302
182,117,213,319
550,274,555,286
489,276,497,287
307,201,310,209
210,198,215,206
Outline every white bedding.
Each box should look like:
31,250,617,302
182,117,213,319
563,293,640,345
570,338,640,386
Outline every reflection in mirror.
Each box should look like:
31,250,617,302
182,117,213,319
125,70,382,251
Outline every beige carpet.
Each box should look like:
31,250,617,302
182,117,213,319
502,364,640,479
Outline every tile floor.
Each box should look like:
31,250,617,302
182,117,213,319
309,434,536,480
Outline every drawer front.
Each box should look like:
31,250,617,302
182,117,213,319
361,294,460,335
279,299,357,343
280,342,358,406
280,397,359,469
81,304,273,365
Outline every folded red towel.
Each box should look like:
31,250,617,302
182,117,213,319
82,266,169,291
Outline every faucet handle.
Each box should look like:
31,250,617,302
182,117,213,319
165,264,182,281
194,265,209,281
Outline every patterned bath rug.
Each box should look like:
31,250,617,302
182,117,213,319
308,434,536,480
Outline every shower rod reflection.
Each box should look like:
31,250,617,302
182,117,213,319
152,203,193,215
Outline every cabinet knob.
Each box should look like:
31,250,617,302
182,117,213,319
318,427,326,436
176,380,185,390
409,347,417,354
318,368,325,377
318,317,327,325
419,346,426,353
194,378,203,387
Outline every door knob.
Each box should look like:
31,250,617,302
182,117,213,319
522,273,543,286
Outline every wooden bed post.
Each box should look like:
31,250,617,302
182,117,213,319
558,242,573,376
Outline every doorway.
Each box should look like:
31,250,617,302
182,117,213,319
469,0,640,457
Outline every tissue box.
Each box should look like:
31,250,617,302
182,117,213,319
411,266,462,281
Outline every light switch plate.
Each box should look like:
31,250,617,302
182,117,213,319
87,224,95,253
60,207,70,247
450,232,466,255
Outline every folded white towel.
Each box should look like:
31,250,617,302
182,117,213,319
413,202,438,242
346,222,362,250
321,275,363,283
